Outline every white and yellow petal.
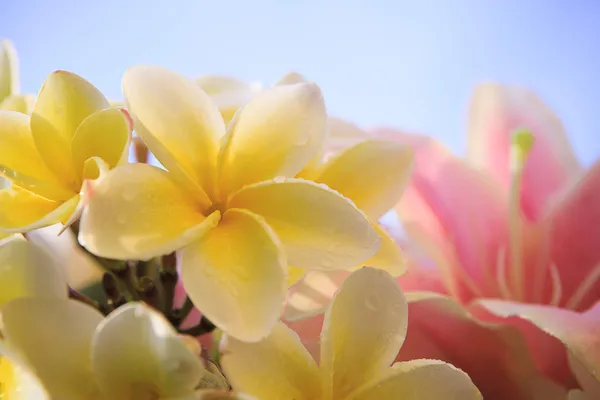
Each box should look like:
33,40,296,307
0,340,49,400
0,186,79,233
181,208,287,342
217,83,327,197
228,178,380,270
123,65,224,204
320,267,407,399
71,107,132,179
92,302,205,399
347,360,482,400
221,323,321,400
0,94,34,114
0,238,66,307
79,163,220,260
1,298,103,399
0,110,64,188
316,139,413,220
30,71,110,188
196,75,260,124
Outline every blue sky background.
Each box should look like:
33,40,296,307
2,0,599,165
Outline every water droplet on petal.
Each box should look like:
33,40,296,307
274,176,286,183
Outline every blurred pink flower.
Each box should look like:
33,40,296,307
286,83,600,400
385,83,600,400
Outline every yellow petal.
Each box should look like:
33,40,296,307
320,267,407,399
0,340,50,400
31,71,110,188
317,139,413,220
123,65,224,203
1,298,103,399
92,303,205,399
284,270,350,321
221,323,321,399
228,178,380,270
0,94,34,114
357,223,405,276
0,238,66,308
0,110,63,187
217,83,327,197
0,186,79,232
196,75,259,125
347,360,482,400
181,208,287,342
71,107,131,178
275,72,308,85
79,163,219,260
325,117,370,154
0,40,19,101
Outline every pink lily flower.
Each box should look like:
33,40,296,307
384,83,600,400
286,83,600,400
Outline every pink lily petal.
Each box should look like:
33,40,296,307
397,293,568,400
478,300,600,386
467,83,581,221
544,159,600,311
381,131,508,301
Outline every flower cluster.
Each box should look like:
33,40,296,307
0,39,598,400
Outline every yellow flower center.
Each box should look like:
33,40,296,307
0,356,15,399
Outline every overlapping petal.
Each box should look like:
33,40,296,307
31,70,110,187
0,187,79,232
467,83,581,220
396,294,567,400
0,341,49,400
316,139,413,220
221,323,321,400
0,94,33,113
229,178,380,270
320,267,408,399
478,300,600,385
545,159,600,310
0,238,66,307
218,83,327,197
181,208,287,342
71,107,131,179
348,359,481,400
92,303,205,399
79,164,219,260
0,110,62,186
123,65,224,203
392,132,508,300
196,75,260,124
1,298,103,399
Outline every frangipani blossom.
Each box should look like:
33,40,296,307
0,238,225,400
284,83,600,399
222,267,482,400
0,39,33,114
0,70,132,234
79,65,383,342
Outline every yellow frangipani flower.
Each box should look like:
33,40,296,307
0,239,225,400
197,72,412,287
0,39,34,114
222,267,483,400
0,70,132,234
79,65,381,342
